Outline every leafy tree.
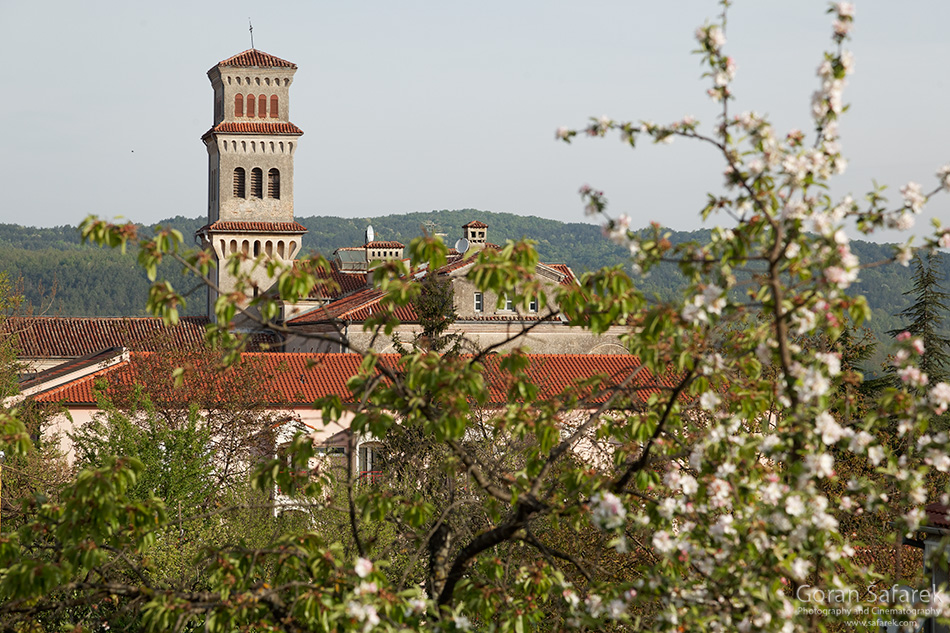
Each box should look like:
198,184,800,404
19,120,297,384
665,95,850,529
887,250,950,385
394,271,464,354
7,3,950,632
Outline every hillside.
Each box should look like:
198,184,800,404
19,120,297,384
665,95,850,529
1,212,947,366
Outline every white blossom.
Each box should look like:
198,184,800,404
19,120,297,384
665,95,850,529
931,382,950,415
896,246,914,267
785,496,805,517
900,181,926,213
815,411,845,445
937,164,950,190
806,452,835,478
653,530,676,554
346,601,380,631
354,557,373,578
835,2,855,19
590,491,626,531
868,445,885,467
816,352,842,377
790,558,812,581
700,391,721,412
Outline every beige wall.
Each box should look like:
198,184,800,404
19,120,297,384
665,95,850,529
285,323,629,356
206,134,298,224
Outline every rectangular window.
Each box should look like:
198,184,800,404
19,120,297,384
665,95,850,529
504,295,514,311
474,292,483,313
529,297,538,312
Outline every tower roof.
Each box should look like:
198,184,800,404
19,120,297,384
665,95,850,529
203,121,304,138
215,49,297,69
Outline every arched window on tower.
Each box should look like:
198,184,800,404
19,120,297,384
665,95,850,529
246,94,255,117
258,95,267,118
234,94,244,117
268,168,280,199
270,95,279,118
250,168,263,198
233,167,246,198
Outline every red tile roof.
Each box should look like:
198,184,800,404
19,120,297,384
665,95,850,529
29,352,671,407
288,287,388,325
199,221,307,234
365,241,404,249
216,49,296,69
309,268,368,299
204,122,304,137
5,317,280,358
926,503,950,529
464,220,488,228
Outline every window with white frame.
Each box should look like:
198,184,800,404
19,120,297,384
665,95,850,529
474,292,483,313
504,295,514,311
529,297,538,312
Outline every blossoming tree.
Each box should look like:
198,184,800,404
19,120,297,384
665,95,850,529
3,1,950,631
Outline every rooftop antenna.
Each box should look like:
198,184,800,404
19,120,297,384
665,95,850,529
249,18,255,49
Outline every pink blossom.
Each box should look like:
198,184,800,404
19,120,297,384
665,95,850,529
939,231,950,249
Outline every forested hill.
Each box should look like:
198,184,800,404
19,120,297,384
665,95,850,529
0,212,947,350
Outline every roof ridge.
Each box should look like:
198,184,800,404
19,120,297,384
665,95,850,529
216,49,297,69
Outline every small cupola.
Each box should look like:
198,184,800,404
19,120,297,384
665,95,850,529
462,220,488,245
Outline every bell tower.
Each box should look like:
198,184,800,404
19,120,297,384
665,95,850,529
196,49,307,323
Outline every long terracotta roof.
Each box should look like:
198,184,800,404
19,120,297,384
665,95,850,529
365,241,404,249
28,352,671,407
5,316,280,358
203,122,304,137
463,220,488,228
216,49,296,69
199,221,308,234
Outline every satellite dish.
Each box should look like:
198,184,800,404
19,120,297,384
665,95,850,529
365,225,375,244
455,238,470,254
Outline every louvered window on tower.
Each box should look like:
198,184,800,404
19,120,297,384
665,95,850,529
250,168,263,198
246,94,255,117
234,94,244,117
270,95,278,118
233,168,246,198
268,169,280,199
258,95,267,118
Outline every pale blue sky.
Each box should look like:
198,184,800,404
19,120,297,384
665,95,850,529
1,1,947,242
